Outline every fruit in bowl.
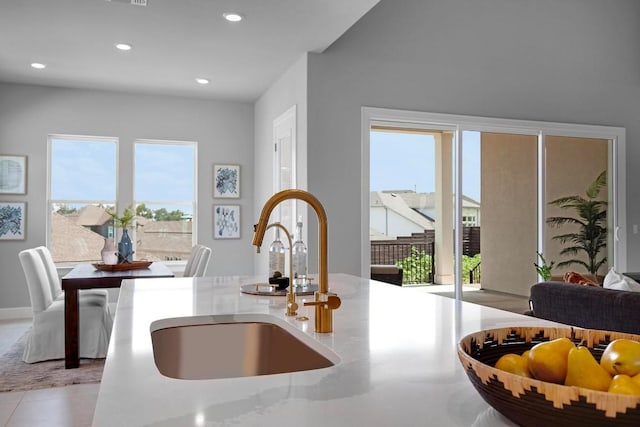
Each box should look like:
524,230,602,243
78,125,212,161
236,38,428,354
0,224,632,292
564,346,612,391
491,336,640,395
458,327,640,426
527,337,575,383
601,339,640,376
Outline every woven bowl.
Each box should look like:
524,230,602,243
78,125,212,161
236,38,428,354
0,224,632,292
458,327,640,427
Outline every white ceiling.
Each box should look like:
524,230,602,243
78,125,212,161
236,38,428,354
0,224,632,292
0,0,379,102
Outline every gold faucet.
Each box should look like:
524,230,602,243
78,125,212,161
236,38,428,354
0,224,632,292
253,189,341,333
265,222,298,317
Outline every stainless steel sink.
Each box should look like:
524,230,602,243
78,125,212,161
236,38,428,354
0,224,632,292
150,317,337,380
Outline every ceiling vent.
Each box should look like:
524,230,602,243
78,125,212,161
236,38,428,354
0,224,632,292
106,0,148,6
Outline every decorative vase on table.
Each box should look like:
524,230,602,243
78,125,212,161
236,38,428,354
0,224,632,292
117,229,134,263
101,238,118,265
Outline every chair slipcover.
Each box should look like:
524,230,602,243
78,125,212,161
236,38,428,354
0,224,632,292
33,246,109,301
19,249,113,363
183,245,205,277
193,246,211,278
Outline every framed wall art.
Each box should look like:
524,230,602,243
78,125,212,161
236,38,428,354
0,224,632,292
0,155,27,195
213,204,240,239
0,202,26,240
213,164,240,198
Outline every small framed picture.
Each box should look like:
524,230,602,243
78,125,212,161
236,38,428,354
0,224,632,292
0,155,27,195
213,164,240,198
213,205,240,239
0,202,26,240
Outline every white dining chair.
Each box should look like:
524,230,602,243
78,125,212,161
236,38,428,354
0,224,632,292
34,246,109,302
19,248,113,363
193,246,211,278
183,245,205,277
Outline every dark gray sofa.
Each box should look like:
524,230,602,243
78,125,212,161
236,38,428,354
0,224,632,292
527,281,640,335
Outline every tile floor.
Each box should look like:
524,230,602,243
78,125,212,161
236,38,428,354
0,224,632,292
0,319,100,427
0,288,529,426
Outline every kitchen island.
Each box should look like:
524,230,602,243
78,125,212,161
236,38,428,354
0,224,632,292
93,274,559,426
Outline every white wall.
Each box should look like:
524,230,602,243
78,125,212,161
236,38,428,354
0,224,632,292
306,0,640,276
370,206,426,238
253,54,308,279
0,82,254,310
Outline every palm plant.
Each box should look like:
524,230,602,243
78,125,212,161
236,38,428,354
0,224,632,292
546,170,607,275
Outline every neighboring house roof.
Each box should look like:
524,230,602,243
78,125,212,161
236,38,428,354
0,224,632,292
52,211,193,262
385,190,480,209
52,213,105,262
134,220,192,261
371,191,435,230
369,227,395,240
140,221,193,233
76,205,112,226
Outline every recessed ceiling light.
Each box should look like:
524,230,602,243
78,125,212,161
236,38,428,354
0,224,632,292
195,78,210,85
223,12,243,22
31,62,46,69
115,43,133,51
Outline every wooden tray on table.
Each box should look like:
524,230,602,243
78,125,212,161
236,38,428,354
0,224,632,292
92,260,153,272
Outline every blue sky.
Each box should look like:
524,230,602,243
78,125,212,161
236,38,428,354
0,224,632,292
51,139,194,214
51,139,117,200
370,130,481,201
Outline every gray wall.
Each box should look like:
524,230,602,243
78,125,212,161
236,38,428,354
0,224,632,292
253,54,309,279
0,82,254,310
306,0,640,276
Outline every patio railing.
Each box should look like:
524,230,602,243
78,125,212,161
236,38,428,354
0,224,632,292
371,227,481,285
371,240,435,284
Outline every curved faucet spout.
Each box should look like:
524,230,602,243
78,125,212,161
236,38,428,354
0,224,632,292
253,189,328,295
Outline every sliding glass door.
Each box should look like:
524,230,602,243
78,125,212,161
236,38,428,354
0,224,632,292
543,135,610,282
362,107,626,297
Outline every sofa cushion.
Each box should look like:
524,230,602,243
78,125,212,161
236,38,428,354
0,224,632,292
529,281,640,335
603,268,640,292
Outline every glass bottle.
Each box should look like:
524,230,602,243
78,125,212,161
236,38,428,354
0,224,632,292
292,218,308,287
268,225,286,278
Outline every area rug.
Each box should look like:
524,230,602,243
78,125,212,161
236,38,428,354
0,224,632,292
0,331,104,392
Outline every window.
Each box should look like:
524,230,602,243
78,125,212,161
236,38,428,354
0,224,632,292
462,215,476,226
48,136,197,263
48,135,117,263
134,140,196,262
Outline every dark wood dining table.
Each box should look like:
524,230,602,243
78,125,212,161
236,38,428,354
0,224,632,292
61,262,174,369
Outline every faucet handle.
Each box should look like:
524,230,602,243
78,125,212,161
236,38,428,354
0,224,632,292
303,294,341,310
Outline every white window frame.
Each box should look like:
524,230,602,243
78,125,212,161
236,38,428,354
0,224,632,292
133,139,198,256
47,134,119,263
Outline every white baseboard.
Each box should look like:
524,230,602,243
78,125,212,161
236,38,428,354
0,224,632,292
0,307,32,320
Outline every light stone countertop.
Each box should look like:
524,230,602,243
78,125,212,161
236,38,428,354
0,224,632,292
92,274,560,427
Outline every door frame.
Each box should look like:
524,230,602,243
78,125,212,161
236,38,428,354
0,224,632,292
361,107,626,296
